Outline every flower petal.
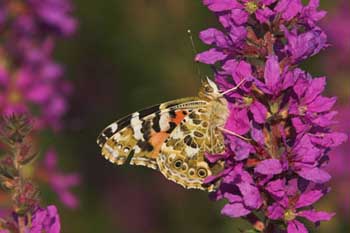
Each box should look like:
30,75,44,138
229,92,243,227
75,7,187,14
195,48,227,64
255,159,283,175
266,179,285,198
287,220,308,233
297,167,331,183
264,55,280,93
267,203,284,220
237,182,262,209
296,190,324,208
250,100,268,124
298,210,335,223
199,28,228,47
221,202,251,218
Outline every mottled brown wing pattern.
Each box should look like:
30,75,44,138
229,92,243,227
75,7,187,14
157,107,225,191
97,98,207,170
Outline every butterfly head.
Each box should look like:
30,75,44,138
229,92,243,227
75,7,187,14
199,77,221,99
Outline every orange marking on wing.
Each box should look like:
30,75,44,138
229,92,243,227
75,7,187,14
171,110,187,124
148,132,170,158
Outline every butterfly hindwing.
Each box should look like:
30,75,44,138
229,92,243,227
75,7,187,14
157,106,225,191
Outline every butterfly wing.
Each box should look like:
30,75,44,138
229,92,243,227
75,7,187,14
157,106,225,191
97,97,207,170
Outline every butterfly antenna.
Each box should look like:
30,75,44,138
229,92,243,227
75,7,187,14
187,29,202,80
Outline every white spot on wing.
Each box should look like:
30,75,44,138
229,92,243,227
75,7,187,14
104,144,119,158
134,145,141,154
159,114,170,131
109,123,118,133
171,128,184,139
185,146,199,158
131,112,143,140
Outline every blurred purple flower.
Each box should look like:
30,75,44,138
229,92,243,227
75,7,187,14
39,149,80,209
0,63,71,130
0,205,60,233
323,0,350,69
28,0,77,36
0,0,76,131
327,104,350,213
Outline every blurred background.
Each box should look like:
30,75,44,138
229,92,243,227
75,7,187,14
1,0,349,232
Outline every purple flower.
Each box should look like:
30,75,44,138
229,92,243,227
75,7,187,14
0,205,60,233
286,134,331,184
207,163,262,218
28,0,77,36
322,1,350,69
204,0,276,24
195,28,246,64
39,149,80,209
327,104,350,213
300,0,327,27
30,205,61,233
275,0,303,21
289,70,337,128
0,1,76,131
0,65,71,130
281,26,328,63
255,159,283,175
267,179,334,233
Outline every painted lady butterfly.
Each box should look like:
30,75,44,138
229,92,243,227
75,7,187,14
97,78,244,191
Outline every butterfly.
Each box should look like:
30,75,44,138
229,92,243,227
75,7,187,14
96,78,245,191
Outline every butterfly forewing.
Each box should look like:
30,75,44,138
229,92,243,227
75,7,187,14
97,98,207,170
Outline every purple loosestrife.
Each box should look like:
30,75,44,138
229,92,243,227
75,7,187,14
0,0,76,131
197,0,348,232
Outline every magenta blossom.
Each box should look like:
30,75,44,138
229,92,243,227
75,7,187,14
30,205,61,233
0,0,76,131
39,149,80,209
267,179,334,233
0,205,60,233
327,104,350,213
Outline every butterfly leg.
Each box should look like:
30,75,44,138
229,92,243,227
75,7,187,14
217,126,251,141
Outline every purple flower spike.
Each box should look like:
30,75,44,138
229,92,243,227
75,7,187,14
197,0,345,232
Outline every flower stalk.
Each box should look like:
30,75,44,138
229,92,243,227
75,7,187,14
0,115,60,233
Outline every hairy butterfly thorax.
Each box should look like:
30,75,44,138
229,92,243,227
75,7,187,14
97,78,242,191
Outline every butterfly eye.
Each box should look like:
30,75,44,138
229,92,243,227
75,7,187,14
197,168,208,178
204,85,213,92
174,160,183,168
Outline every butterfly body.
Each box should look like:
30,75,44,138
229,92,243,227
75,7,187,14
97,78,229,191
